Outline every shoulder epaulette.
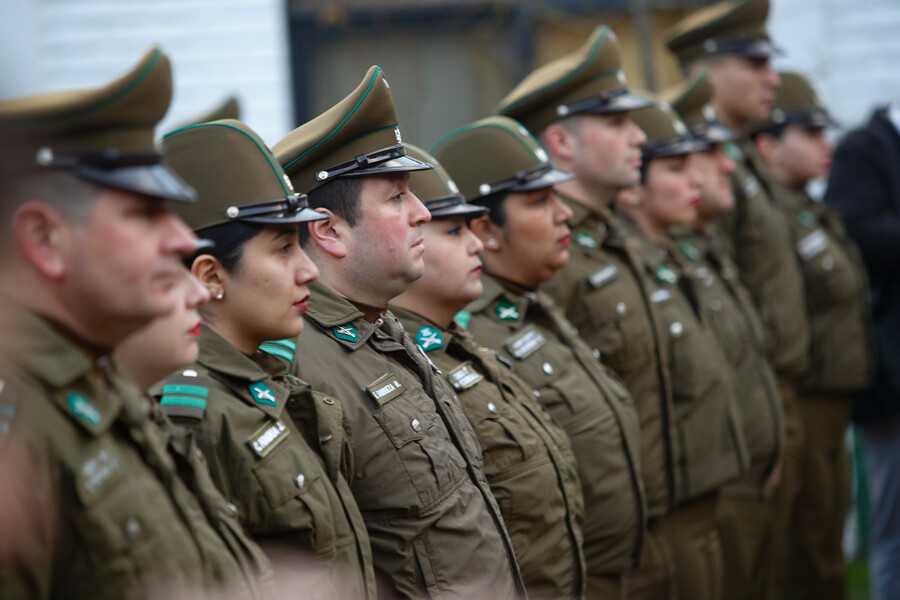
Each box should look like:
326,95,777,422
259,339,297,364
159,368,211,421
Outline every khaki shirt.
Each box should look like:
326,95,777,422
620,219,750,503
543,196,677,518
392,306,586,599
465,276,646,577
292,282,524,600
672,227,784,495
718,140,811,380
755,166,876,395
155,326,375,600
0,301,270,600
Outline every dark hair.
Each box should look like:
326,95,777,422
192,221,263,271
477,191,509,228
639,153,652,184
749,124,787,141
301,176,364,245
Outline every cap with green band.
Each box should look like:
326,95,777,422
749,72,837,135
630,95,708,160
661,69,736,144
403,143,486,219
665,0,780,63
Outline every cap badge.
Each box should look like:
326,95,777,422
702,104,717,122
415,326,444,352
535,147,548,162
479,183,492,196
394,127,403,143
495,301,521,322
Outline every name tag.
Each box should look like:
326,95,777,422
248,419,289,458
504,325,548,360
650,288,673,304
447,362,484,392
76,439,124,506
587,264,619,289
366,372,406,406
797,229,828,261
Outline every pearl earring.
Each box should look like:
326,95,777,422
216,292,224,300
487,239,496,247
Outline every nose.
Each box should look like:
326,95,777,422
466,226,484,254
628,118,648,146
296,246,320,285
163,213,198,258
551,192,574,223
184,272,211,309
766,66,781,89
408,191,432,225
718,148,737,175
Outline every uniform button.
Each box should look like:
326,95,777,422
710,299,722,312
323,397,335,405
593,348,602,360
542,362,554,375
532,389,541,398
319,434,333,444
411,418,422,432
227,502,238,513
124,517,141,538
616,302,627,316
670,322,684,338
821,256,834,271
487,402,499,414
295,474,306,489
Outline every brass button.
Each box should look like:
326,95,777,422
487,402,498,414
411,418,422,432
542,362,554,375
616,302,627,316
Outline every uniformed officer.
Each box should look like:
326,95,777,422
750,72,875,600
152,118,377,599
494,25,678,600
664,70,785,600
617,97,750,600
0,47,272,599
664,4,809,597
390,142,587,599
274,66,525,599
433,115,646,600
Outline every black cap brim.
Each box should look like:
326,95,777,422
76,162,197,203
244,206,329,224
692,121,738,144
709,37,782,60
345,154,432,177
426,195,488,218
508,167,575,192
644,137,709,160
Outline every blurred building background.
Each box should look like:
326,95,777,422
2,0,899,147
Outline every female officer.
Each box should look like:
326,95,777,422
432,117,645,600
614,99,750,600
156,119,374,600
391,144,586,600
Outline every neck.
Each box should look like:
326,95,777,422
311,258,396,322
200,311,260,356
619,204,668,245
711,99,749,135
392,291,461,330
554,177,616,214
484,269,536,296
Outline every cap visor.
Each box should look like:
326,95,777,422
347,154,432,177
509,167,575,192
77,163,197,202
647,137,709,159
244,206,329,224
427,196,488,219
701,123,737,144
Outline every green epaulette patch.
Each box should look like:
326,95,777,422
67,392,101,426
655,264,678,284
259,339,297,363
160,370,209,421
249,382,277,406
494,301,521,322
332,324,358,342
454,311,472,329
679,240,701,261
415,325,444,352
574,231,598,249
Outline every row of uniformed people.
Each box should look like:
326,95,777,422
0,0,872,598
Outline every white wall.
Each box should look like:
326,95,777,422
0,0,294,145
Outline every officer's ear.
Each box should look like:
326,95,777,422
11,200,71,279
306,208,348,259
190,254,226,301
753,132,779,166
469,215,504,252
542,122,578,164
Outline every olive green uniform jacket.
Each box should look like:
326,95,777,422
0,301,271,600
719,140,811,381
154,326,375,600
292,282,525,600
672,228,784,496
543,198,677,519
392,306,586,599
465,275,645,579
619,219,750,503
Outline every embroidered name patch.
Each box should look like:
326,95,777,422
797,229,828,261
504,325,548,360
447,362,484,392
587,264,619,289
248,420,289,458
76,439,123,506
366,373,406,407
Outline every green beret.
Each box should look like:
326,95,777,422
665,0,779,63
403,143,486,219
631,95,708,161
0,46,194,202
172,95,241,130
495,25,652,135
750,72,836,135
431,116,574,203
162,119,326,231
660,69,736,143
274,65,430,194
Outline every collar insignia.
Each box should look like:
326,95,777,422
67,392,101,426
333,324,358,342
655,264,678,284
495,301,521,322
415,326,444,352
575,231,598,249
249,382,277,406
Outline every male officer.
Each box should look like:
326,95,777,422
665,2,808,597
0,48,272,599
750,73,874,600
495,25,678,600
274,66,524,599
665,70,785,600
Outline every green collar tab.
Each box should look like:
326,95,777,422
454,311,472,329
575,231,598,249
415,325,444,352
656,264,678,284
249,382,277,407
67,393,101,426
494,301,521,322
332,324,359,343
679,240,701,261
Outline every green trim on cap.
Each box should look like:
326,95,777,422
432,121,544,164
164,122,291,196
23,49,163,126
497,27,612,114
283,67,383,171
